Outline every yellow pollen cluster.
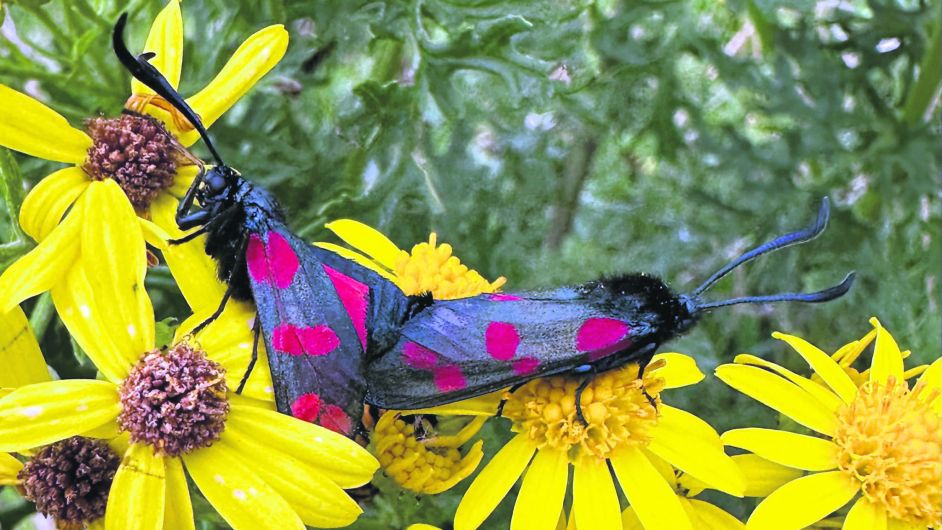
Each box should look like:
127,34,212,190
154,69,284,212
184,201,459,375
373,413,485,494
394,233,506,299
833,378,941,526
501,363,665,462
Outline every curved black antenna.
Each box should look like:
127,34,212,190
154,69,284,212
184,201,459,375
692,197,831,296
112,13,226,167
696,272,855,310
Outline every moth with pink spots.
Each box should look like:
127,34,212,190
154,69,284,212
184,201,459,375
116,16,855,432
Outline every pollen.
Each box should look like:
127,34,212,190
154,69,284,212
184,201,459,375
833,377,941,527
500,363,664,462
372,412,485,494
18,436,120,529
83,114,179,210
118,342,229,457
394,233,506,299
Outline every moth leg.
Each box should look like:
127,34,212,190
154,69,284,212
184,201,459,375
495,381,528,418
168,205,237,245
574,375,594,426
636,354,658,409
235,316,261,395
190,233,249,336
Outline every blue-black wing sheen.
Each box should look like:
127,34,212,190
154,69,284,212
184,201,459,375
364,275,689,409
246,224,408,436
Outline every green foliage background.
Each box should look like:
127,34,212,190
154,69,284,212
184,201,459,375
0,0,938,528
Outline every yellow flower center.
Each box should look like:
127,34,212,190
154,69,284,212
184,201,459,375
501,363,664,462
373,413,485,494
833,378,941,526
394,233,506,299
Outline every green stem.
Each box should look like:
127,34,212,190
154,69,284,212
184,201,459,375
28,292,54,343
0,149,25,241
901,20,941,127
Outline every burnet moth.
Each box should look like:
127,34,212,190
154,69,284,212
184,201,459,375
113,15,418,437
363,201,855,419
113,14,854,430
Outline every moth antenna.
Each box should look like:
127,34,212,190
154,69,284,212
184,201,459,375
696,271,855,310
692,197,831,296
112,13,226,167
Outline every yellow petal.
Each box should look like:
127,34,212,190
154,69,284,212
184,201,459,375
423,439,485,494
0,380,120,452
167,164,199,197
131,0,183,95
572,458,621,530
215,434,362,527
646,405,745,496
455,435,535,530
721,428,839,471
81,180,154,357
150,193,229,311
139,217,172,252
0,452,23,485
176,303,273,401
51,265,138,383
885,518,921,530
715,364,838,436
180,25,289,146
410,391,504,416
164,456,195,530
19,166,90,241
0,84,92,163
916,357,940,411
733,354,844,412
773,332,858,403
511,449,569,530
314,242,401,284
843,497,887,530
226,399,378,488
0,306,50,387
683,498,746,530
106,445,166,530
868,318,903,386
611,447,693,530
622,507,645,530
652,353,704,389
323,219,402,270
183,444,305,530
733,454,803,497
0,205,81,313
746,471,859,530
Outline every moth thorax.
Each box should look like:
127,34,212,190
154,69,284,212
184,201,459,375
83,114,180,210
118,342,229,456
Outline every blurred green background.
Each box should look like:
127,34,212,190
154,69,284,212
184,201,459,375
0,0,938,528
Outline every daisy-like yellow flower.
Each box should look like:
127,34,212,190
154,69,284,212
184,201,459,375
448,355,744,530
0,198,377,530
716,318,941,530
0,0,287,313
320,219,500,493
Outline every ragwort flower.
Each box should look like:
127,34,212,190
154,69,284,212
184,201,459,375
716,318,941,530
322,219,501,493
0,0,288,313
0,213,378,530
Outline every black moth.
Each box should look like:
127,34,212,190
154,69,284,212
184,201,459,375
114,14,854,434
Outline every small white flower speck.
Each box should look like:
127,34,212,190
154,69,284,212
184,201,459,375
75,404,88,412
214,474,226,485
233,489,247,501
22,405,44,418
79,305,91,318
314,436,324,444
127,324,136,337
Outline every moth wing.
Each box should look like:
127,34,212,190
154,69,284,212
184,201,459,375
248,226,383,436
364,289,645,409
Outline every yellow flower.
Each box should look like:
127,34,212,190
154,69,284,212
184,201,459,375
319,219,504,493
443,354,744,530
716,318,941,530
0,230,378,530
0,0,288,314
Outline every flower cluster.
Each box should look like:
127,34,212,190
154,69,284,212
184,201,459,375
0,2,938,530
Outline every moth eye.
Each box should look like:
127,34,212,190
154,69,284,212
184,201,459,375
205,172,227,193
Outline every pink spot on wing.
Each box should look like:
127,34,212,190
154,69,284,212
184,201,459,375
489,293,522,301
266,232,299,288
512,357,540,376
402,342,438,370
246,234,268,282
576,318,632,361
299,325,340,356
323,265,369,351
272,324,304,356
485,322,520,361
319,404,353,435
434,365,466,392
290,393,322,423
